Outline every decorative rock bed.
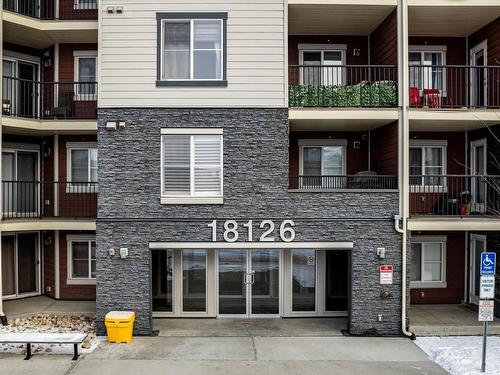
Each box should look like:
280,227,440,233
0,314,100,355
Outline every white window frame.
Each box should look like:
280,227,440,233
66,235,96,285
298,44,347,86
74,0,98,10
409,45,447,96
73,50,97,101
160,128,223,205
410,236,447,289
160,18,224,82
409,140,447,192
66,142,98,193
298,139,347,176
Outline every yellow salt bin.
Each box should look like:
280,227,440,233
105,311,135,343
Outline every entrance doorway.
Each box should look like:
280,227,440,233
469,234,486,305
218,249,280,317
470,41,487,108
152,245,351,319
1,233,40,299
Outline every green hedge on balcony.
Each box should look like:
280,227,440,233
289,81,398,108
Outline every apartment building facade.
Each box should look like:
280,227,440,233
0,0,499,337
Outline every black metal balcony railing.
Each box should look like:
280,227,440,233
3,0,97,20
2,181,98,219
409,175,500,216
289,65,398,108
2,77,97,120
409,65,500,109
289,175,398,190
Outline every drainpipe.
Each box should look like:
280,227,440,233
397,0,414,339
0,4,5,325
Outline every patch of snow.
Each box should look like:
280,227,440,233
415,336,500,375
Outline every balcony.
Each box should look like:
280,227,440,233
409,175,500,217
289,65,398,108
2,77,97,120
409,65,500,110
289,175,398,191
2,181,97,220
3,0,98,20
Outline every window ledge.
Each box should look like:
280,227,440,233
161,196,224,205
66,278,96,285
410,281,447,289
156,80,228,87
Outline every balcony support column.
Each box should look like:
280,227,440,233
398,0,413,339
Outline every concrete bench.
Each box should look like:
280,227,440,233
0,332,87,360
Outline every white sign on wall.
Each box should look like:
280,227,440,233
380,265,393,285
480,276,496,300
478,300,494,322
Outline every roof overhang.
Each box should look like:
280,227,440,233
409,4,500,37
288,2,396,35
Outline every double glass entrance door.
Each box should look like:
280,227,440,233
218,249,280,316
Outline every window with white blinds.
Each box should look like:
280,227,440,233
162,134,223,197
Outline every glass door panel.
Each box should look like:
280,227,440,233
16,233,38,295
2,152,15,214
292,249,316,312
17,151,38,215
1,236,16,296
470,236,486,305
152,250,174,312
218,250,247,315
17,62,37,118
251,249,279,315
182,249,207,312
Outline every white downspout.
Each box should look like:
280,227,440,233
398,0,414,338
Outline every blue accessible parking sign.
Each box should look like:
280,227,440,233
480,252,496,276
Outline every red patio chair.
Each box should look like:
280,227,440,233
409,87,421,107
423,88,441,108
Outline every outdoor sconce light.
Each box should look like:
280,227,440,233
353,48,361,57
119,247,129,259
376,247,386,259
106,121,118,131
380,290,392,300
108,248,116,257
107,6,115,13
116,6,124,13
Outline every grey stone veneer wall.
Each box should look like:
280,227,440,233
96,108,402,336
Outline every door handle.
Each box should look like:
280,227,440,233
250,271,255,284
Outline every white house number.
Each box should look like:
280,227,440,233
207,220,296,243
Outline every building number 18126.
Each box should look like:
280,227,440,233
207,220,296,243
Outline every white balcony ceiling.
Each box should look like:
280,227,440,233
289,4,396,35
409,6,500,37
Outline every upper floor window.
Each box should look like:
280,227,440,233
161,129,223,204
67,143,98,193
299,139,346,189
409,141,446,187
410,238,446,288
409,47,446,92
157,13,227,86
74,0,98,10
299,44,346,86
74,51,97,100
67,235,96,284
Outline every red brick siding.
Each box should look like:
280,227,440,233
370,122,398,175
59,231,96,300
42,231,56,298
370,10,398,65
410,231,466,304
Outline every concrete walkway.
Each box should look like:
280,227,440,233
410,304,500,336
154,317,346,337
0,336,448,375
3,296,96,320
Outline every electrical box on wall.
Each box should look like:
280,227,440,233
119,247,128,259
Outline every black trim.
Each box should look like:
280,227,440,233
156,12,228,86
156,80,228,87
